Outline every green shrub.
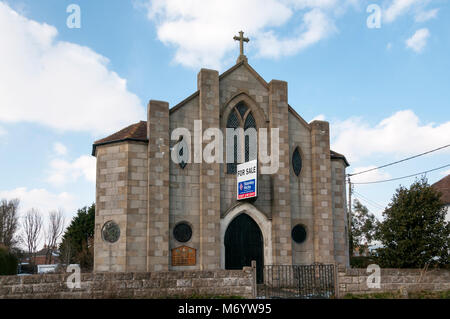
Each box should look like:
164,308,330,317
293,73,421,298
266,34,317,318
0,247,18,275
350,256,378,268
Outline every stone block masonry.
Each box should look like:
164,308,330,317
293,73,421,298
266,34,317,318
337,268,450,297
0,269,254,299
147,100,170,272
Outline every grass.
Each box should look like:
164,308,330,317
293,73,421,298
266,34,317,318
344,290,450,299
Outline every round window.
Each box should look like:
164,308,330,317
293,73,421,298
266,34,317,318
102,221,120,243
173,222,192,243
291,224,307,244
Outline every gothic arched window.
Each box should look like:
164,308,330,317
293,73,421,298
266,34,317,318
226,102,257,174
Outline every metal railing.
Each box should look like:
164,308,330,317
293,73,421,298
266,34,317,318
257,264,336,299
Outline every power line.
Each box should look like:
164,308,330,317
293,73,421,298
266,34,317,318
352,164,450,185
348,144,450,177
353,191,385,209
353,195,384,211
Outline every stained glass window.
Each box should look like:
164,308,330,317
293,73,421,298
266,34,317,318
227,110,240,174
292,147,302,176
244,113,257,162
236,102,248,119
226,105,257,174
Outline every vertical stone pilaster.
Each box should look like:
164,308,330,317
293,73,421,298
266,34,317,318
198,69,221,270
94,144,129,272
311,121,335,264
269,80,292,265
147,100,170,271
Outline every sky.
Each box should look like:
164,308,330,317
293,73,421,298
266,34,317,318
0,0,449,245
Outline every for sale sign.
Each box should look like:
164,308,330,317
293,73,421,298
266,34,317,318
237,160,257,200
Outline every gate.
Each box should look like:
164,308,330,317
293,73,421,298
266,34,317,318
257,264,336,299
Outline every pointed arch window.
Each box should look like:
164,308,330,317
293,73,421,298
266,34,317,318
226,102,257,174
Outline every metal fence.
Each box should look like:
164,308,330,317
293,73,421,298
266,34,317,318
257,264,336,299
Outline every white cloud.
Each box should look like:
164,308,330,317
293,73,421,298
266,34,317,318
350,166,392,184
415,8,438,22
142,0,355,68
0,187,77,218
46,155,96,187
0,2,145,136
311,114,326,122
331,110,450,163
383,0,424,23
256,8,336,59
441,169,450,177
406,28,430,53
53,142,68,156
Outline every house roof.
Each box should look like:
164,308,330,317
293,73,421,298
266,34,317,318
92,121,148,155
432,174,450,204
330,150,350,167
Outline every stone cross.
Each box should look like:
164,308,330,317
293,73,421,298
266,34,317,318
234,31,250,62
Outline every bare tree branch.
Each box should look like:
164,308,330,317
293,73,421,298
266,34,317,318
44,209,65,264
22,208,43,266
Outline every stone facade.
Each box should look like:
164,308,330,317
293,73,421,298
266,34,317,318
92,59,350,273
0,269,253,299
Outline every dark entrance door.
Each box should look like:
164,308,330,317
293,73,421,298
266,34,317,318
225,213,264,283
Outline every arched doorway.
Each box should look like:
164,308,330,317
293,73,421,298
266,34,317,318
224,213,264,283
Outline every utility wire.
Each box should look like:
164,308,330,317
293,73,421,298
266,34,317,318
352,164,450,185
353,191,385,209
348,144,450,177
353,195,384,211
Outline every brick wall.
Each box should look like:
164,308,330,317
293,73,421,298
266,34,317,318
0,269,254,299
337,267,450,297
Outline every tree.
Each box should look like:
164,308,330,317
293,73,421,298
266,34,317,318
0,245,18,275
44,209,65,264
0,198,20,249
59,204,95,271
376,177,450,268
22,208,43,265
349,199,378,257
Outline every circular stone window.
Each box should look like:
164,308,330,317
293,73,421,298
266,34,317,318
102,221,120,243
291,224,307,244
173,222,192,243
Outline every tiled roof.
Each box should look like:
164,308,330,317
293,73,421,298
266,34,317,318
432,174,450,204
92,121,148,155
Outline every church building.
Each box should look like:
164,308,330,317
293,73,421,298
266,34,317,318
92,32,350,278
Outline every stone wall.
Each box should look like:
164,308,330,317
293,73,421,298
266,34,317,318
0,269,254,299
337,268,450,297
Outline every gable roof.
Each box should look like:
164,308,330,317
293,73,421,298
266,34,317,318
92,121,148,156
432,174,450,204
91,62,349,166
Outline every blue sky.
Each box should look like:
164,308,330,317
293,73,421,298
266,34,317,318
0,0,449,240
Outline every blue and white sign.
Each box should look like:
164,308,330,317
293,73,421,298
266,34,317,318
237,160,257,200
